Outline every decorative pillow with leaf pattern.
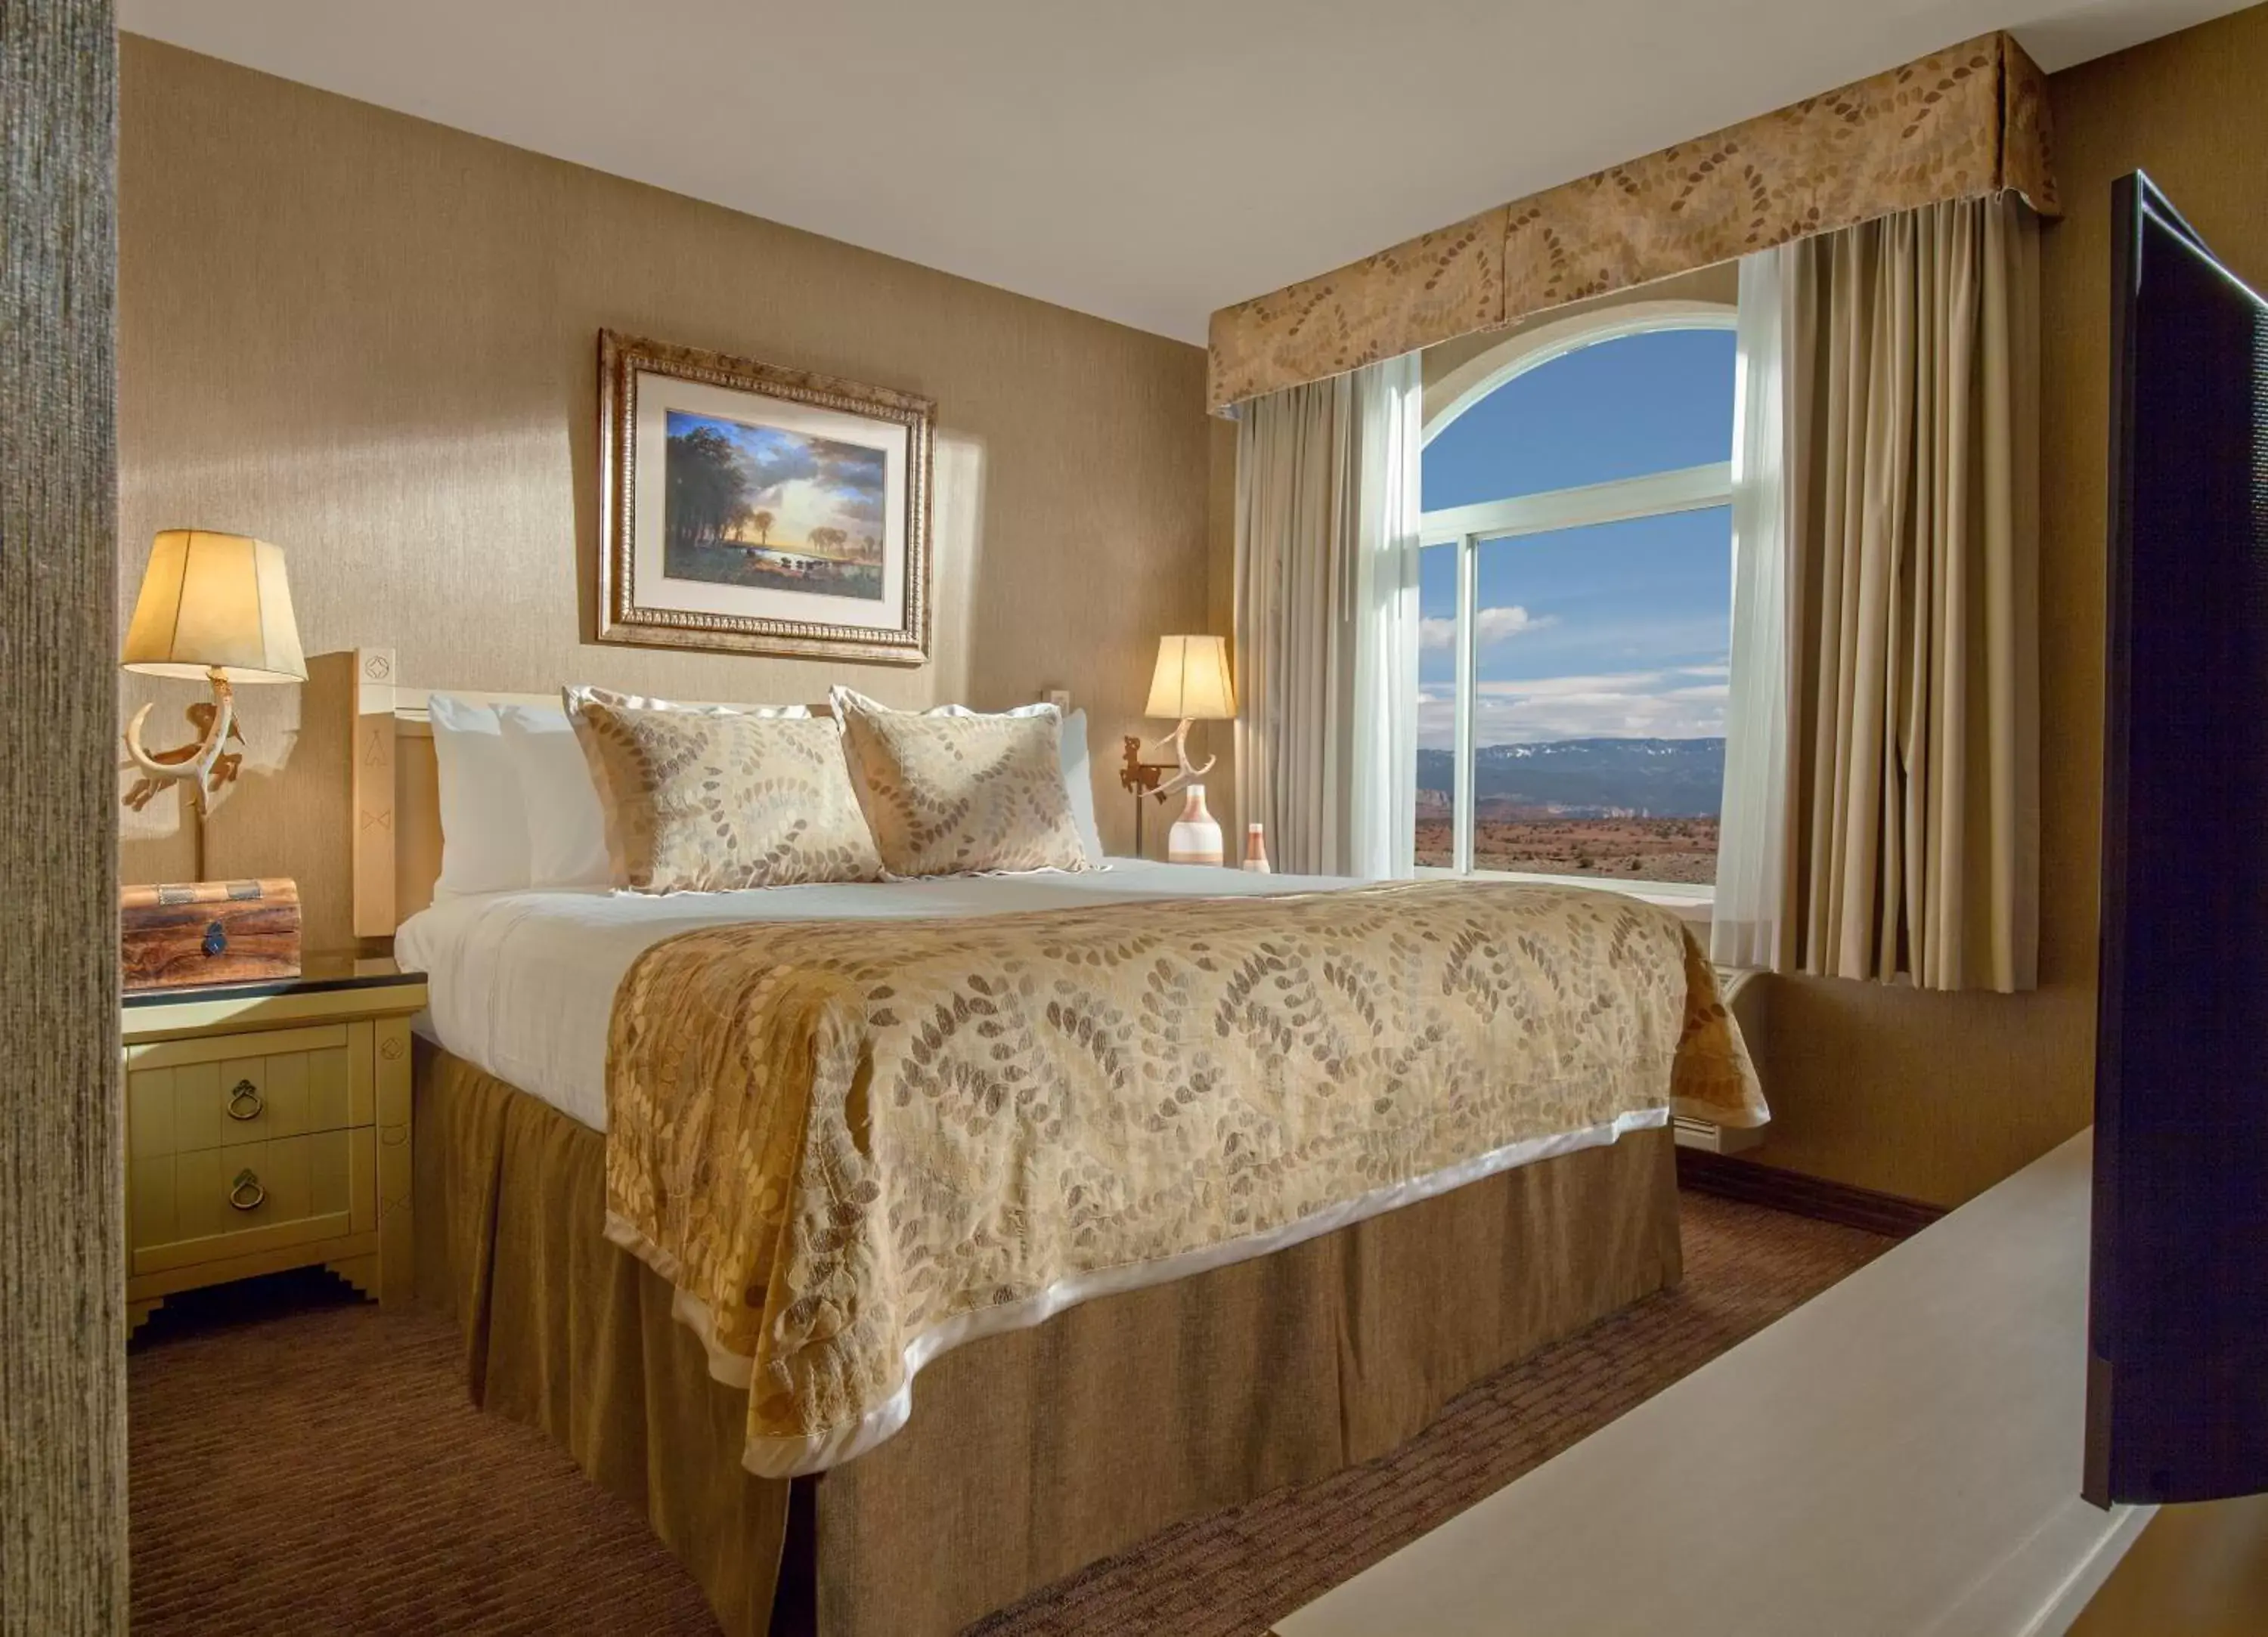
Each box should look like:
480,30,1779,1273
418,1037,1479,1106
830,687,1092,877
564,685,881,893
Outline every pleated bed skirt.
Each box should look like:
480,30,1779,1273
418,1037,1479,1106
411,1040,1681,1636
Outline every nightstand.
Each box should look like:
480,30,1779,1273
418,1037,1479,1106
121,956,427,1337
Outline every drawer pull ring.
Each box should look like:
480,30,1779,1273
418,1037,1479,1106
228,1169,265,1212
226,1079,263,1121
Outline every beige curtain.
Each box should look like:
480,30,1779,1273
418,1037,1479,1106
1779,193,2040,991
1234,354,1421,879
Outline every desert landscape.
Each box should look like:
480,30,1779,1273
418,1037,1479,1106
1414,735,1723,882
1414,815,1719,882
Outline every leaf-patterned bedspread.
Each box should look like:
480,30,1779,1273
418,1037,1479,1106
601,879,1766,1476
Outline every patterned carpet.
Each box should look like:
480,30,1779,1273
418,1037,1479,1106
130,1191,1892,1635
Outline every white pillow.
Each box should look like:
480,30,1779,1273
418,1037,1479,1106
496,704,611,889
1058,710,1106,866
428,695,532,897
925,701,1106,867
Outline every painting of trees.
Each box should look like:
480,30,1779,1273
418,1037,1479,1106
665,425,749,549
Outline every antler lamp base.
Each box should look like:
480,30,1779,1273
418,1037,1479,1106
122,668,247,883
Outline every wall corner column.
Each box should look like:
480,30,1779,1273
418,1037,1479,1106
1,0,127,1629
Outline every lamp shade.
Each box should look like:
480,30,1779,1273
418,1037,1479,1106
1145,634,1236,720
123,531,307,682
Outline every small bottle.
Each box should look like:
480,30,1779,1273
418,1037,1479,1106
1242,822,1271,874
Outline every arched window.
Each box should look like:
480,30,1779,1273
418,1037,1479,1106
1415,308,1736,888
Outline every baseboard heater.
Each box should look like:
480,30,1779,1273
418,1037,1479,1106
1672,1116,1764,1155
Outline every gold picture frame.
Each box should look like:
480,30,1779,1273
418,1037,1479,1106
596,330,935,664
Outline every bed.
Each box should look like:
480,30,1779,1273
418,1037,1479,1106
349,650,1765,1635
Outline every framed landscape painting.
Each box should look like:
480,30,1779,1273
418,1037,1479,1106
596,330,934,663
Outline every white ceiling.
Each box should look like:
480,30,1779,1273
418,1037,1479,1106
119,0,2251,344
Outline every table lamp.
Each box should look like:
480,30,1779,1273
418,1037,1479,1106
121,530,307,880
1121,633,1235,864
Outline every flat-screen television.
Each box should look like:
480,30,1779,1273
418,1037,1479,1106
2088,171,2268,1507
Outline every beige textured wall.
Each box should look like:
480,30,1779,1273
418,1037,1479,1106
118,37,1220,946
1743,2,2268,1207
2069,1493,2268,1634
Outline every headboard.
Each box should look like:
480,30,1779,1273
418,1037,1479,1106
349,645,835,938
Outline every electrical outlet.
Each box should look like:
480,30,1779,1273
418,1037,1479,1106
1044,688,1071,713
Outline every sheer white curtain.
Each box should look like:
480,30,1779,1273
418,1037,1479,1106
1349,354,1421,879
1712,247,1797,968
1234,353,1421,880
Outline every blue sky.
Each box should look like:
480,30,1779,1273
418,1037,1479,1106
1419,327,1734,750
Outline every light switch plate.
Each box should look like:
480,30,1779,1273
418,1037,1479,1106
1045,689,1072,713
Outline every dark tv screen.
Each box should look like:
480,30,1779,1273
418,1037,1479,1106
2087,172,2268,1506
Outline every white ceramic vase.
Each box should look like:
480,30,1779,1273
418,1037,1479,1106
1167,784,1224,866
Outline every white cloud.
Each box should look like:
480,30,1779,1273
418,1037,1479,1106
1418,605,1554,652
1473,669,1663,699
1416,664,1729,748
1477,605,1552,646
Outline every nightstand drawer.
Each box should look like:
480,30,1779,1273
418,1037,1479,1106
129,1128,373,1278
122,967,423,1329
126,1022,370,1158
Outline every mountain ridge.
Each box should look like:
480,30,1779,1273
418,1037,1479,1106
1416,735,1724,818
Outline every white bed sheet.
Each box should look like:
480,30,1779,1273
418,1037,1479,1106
396,860,1348,1132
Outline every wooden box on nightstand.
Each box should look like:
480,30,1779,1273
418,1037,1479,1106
121,956,427,1338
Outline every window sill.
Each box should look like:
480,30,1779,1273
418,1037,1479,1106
1413,865,1713,928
